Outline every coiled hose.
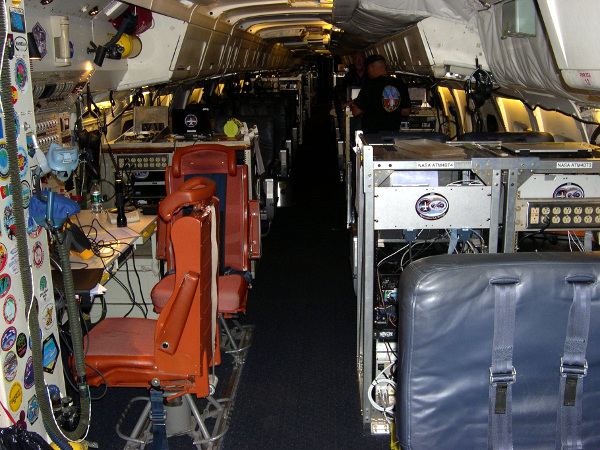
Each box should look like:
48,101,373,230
0,2,89,446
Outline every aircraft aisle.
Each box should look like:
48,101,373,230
85,101,390,449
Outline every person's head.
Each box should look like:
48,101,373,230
365,54,387,79
352,52,365,71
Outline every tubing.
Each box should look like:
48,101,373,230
0,1,89,443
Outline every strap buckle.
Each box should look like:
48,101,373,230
560,358,588,377
489,367,516,385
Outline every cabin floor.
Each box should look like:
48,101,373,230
85,101,391,449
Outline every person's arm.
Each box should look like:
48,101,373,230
352,103,364,117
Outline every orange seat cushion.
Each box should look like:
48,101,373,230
151,274,175,313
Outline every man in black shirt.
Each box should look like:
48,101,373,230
351,54,411,133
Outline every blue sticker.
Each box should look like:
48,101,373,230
0,143,9,179
42,334,59,374
3,351,18,382
24,356,34,389
1,326,17,350
17,146,27,179
0,273,11,298
27,394,38,424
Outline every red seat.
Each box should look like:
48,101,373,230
86,177,219,398
152,144,260,350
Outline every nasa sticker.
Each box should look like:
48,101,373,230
3,295,16,324
24,356,34,389
27,394,38,424
32,241,44,268
0,273,11,298
16,333,27,358
17,146,27,179
416,193,450,220
0,242,7,272
1,326,17,351
9,381,22,412
185,114,198,128
42,303,54,330
14,59,28,91
3,350,18,382
14,36,27,53
0,143,9,179
553,183,584,199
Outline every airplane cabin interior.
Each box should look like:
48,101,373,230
0,0,600,449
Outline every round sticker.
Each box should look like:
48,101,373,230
15,333,26,358
17,147,27,180
553,183,584,199
21,180,31,208
42,303,54,330
0,242,7,272
14,36,27,53
27,215,41,239
184,114,198,127
15,59,28,91
27,394,38,424
4,351,18,381
0,143,9,179
9,382,22,411
415,193,449,220
11,86,17,104
1,326,17,351
0,273,11,298
3,295,16,323
24,356,34,389
32,241,44,268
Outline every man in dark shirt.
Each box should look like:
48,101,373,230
352,54,411,133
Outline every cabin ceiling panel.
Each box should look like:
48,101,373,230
220,4,331,28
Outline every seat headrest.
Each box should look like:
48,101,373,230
172,144,238,178
158,176,217,221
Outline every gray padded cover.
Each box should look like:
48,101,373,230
397,252,600,449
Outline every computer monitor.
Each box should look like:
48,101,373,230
171,105,212,138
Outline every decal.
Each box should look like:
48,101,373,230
0,242,7,272
8,247,20,275
21,180,31,208
17,146,27,179
42,303,54,330
15,59,28,91
32,241,44,268
42,334,59,374
25,129,35,157
3,351,18,381
24,357,34,389
6,34,14,60
0,184,10,199
2,326,17,351
3,295,16,324
14,36,27,53
16,333,27,358
27,394,38,425
27,215,42,239
11,86,17,104
69,41,74,59
417,161,455,169
556,162,593,169
32,23,47,60
9,9,25,33
553,183,584,199
0,143,9,179
9,382,22,412
382,85,401,112
13,112,19,137
4,199,16,240
39,275,48,303
0,115,3,138
0,273,11,297
415,193,450,221
185,114,198,128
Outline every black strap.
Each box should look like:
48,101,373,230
150,389,169,450
556,276,594,450
488,277,519,450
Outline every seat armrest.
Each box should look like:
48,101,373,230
249,199,261,260
156,271,199,355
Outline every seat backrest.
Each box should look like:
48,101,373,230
164,144,250,273
396,252,600,449
154,207,216,398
